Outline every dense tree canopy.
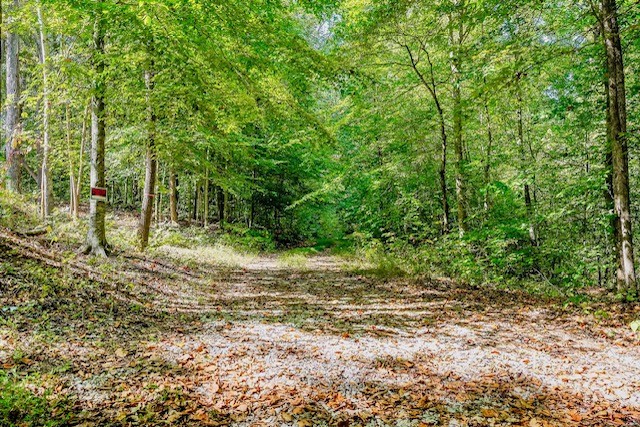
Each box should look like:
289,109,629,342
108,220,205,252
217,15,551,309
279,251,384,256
2,0,640,297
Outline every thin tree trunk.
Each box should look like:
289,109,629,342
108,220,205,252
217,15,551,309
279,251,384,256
217,186,226,229
482,80,493,212
83,15,108,256
516,73,538,247
124,179,128,207
169,169,179,224
204,173,209,228
67,103,76,216
249,169,256,228
5,0,23,193
138,59,157,251
192,181,198,222
73,100,90,219
37,4,53,219
450,12,467,236
154,165,161,224
602,0,637,296
224,190,229,227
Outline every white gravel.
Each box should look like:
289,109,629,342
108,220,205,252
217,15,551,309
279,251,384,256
160,318,640,409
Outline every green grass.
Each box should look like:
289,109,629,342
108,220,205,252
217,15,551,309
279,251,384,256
278,252,310,269
0,372,72,427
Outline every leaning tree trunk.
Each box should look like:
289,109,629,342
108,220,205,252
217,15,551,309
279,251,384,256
5,0,23,193
37,4,53,218
404,45,450,234
138,62,157,251
602,0,637,297
84,16,108,256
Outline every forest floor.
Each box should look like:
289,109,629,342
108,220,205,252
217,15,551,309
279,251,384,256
1,224,640,426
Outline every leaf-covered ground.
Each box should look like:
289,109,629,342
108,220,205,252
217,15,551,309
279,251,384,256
1,228,639,426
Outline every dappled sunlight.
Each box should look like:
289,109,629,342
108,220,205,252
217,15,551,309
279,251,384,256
2,234,639,426
155,244,258,269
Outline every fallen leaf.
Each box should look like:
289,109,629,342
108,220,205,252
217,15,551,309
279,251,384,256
568,410,582,422
481,408,499,418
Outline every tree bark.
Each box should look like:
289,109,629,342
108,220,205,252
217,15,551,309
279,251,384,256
84,15,108,257
154,166,162,224
4,0,23,193
601,0,637,296
73,100,90,219
192,181,199,222
169,169,179,224
138,60,157,251
66,104,77,217
449,11,467,236
37,4,53,219
482,87,493,212
204,173,209,228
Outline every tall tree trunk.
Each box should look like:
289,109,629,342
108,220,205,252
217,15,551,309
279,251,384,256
217,186,226,229
602,0,637,296
84,15,108,256
154,165,162,224
603,77,618,289
482,81,493,212
452,84,466,235
439,128,450,234
124,179,129,207
138,60,157,251
67,104,75,216
450,13,467,236
4,0,22,193
73,100,90,219
224,190,229,227
192,181,198,222
204,174,209,228
169,169,179,224
249,169,256,228
37,4,53,219
516,73,538,247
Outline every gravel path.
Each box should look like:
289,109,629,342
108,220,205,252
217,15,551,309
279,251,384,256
2,233,639,426
146,255,640,426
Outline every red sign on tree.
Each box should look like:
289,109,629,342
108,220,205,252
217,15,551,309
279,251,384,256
91,187,107,202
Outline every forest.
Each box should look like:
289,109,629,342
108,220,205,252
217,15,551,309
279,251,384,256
1,0,640,426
